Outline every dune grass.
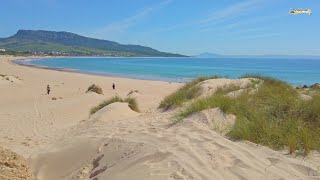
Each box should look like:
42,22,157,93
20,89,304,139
127,90,140,96
311,85,320,91
310,85,320,96
296,83,320,97
90,96,140,115
159,76,222,110
215,84,242,95
86,84,103,95
176,76,320,155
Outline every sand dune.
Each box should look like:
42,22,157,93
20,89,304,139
90,102,140,123
186,108,236,135
29,105,320,180
197,78,255,97
0,55,319,180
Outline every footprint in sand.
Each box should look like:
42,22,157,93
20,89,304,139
21,142,30,146
267,157,280,165
168,161,195,180
147,127,157,133
290,163,319,176
170,172,184,180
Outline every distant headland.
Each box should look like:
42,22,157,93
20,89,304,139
0,30,187,57
194,52,320,59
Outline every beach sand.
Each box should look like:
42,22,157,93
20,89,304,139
0,55,319,180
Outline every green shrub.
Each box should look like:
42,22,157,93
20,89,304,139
125,97,140,113
127,90,140,96
310,86,320,97
177,76,320,155
90,96,140,115
86,84,103,94
159,76,222,110
215,84,242,95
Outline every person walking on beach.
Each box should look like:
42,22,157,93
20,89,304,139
112,83,115,90
47,85,51,95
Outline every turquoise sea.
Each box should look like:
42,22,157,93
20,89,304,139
18,57,320,85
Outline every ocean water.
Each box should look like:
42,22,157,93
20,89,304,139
19,57,320,85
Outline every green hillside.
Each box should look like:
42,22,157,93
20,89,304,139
0,30,186,57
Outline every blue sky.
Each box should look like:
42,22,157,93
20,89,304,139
0,0,319,56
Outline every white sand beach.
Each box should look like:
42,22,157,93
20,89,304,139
0,55,319,180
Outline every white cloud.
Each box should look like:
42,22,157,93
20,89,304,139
239,33,281,40
199,0,262,26
156,0,265,33
94,0,173,37
201,13,284,32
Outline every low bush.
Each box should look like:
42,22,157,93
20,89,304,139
86,84,103,94
90,96,140,115
159,76,222,110
177,76,320,155
127,90,140,96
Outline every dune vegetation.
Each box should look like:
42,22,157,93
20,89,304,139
311,86,320,93
300,84,320,96
167,75,319,155
127,90,140,96
86,84,103,95
159,76,222,110
90,96,140,115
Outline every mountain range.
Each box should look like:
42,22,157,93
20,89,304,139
194,52,222,58
0,30,186,57
194,52,320,59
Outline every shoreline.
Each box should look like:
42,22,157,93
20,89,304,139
12,56,319,86
11,57,188,83
12,56,188,83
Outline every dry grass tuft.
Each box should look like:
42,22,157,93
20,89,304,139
90,96,140,115
127,90,140,96
159,75,223,110
175,75,320,155
86,84,103,94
